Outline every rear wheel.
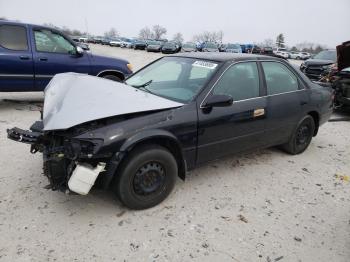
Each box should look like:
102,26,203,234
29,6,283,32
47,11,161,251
101,74,122,82
115,145,177,210
282,115,315,155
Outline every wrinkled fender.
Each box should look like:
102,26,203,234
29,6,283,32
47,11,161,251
120,129,178,151
120,129,187,180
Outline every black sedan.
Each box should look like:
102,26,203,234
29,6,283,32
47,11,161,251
161,41,181,54
300,50,337,80
8,53,333,210
146,41,163,52
133,40,147,50
181,42,197,52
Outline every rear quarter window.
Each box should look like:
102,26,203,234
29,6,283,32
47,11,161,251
0,25,28,51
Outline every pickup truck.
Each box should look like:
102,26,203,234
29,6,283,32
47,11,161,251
0,21,133,92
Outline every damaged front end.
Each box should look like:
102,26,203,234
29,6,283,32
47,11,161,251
6,73,184,196
319,41,350,108
7,120,112,194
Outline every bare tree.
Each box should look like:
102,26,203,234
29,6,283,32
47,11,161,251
276,33,285,48
216,30,224,43
139,26,153,39
152,25,167,40
104,28,119,38
173,32,184,43
261,38,274,47
192,31,223,43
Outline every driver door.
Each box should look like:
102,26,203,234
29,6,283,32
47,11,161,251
197,61,268,164
30,27,90,90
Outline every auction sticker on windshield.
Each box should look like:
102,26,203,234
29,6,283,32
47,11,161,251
192,61,218,69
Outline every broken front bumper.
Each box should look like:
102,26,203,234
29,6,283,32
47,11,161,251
7,121,44,153
7,127,41,144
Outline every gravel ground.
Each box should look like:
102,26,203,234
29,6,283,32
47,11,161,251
0,45,349,262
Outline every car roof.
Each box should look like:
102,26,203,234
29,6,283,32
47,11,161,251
170,52,283,62
0,20,62,32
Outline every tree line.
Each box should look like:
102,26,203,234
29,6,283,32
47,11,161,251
0,17,328,52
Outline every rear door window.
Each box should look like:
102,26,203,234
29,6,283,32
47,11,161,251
0,25,28,51
261,62,299,95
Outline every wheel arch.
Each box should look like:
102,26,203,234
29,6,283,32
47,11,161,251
307,111,320,136
97,69,125,80
118,130,187,180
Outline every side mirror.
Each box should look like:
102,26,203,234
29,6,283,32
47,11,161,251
202,94,233,108
76,46,84,56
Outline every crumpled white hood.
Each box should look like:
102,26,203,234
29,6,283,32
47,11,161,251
43,73,183,131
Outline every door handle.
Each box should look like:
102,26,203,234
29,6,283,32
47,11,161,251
253,108,265,118
300,101,307,106
39,57,48,61
19,55,30,60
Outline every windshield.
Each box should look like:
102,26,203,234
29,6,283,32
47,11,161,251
227,44,240,49
149,41,161,45
183,43,195,48
125,57,219,103
205,42,217,49
314,50,336,61
164,42,176,47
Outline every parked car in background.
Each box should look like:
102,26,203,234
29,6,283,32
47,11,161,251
91,37,103,44
251,45,262,54
134,40,147,50
274,48,289,59
300,50,337,80
289,51,311,60
69,36,90,50
121,38,135,48
289,51,300,59
201,42,219,52
146,40,163,52
161,41,181,54
0,21,133,91
79,37,88,43
119,37,132,48
109,38,122,47
300,52,311,60
218,44,226,52
225,43,242,53
101,38,111,45
8,53,333,209
243,44,261,54
181,42,197,52
261,46,273,55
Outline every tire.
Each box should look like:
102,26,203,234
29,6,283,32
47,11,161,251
101,74,122,82
282,115,315,155
115,145,178,210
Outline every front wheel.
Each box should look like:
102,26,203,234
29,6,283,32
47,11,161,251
282,115,315,155
115,145,178,210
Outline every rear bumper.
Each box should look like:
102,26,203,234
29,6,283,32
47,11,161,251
319,109,333,126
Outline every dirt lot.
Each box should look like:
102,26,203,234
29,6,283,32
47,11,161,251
0,45,349,262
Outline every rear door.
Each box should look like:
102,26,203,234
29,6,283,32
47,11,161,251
30,27,91,90
197,61,268,164
260,61,306,145
0,24,34,91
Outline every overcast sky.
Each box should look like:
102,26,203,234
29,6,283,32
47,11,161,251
1,0,349,48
